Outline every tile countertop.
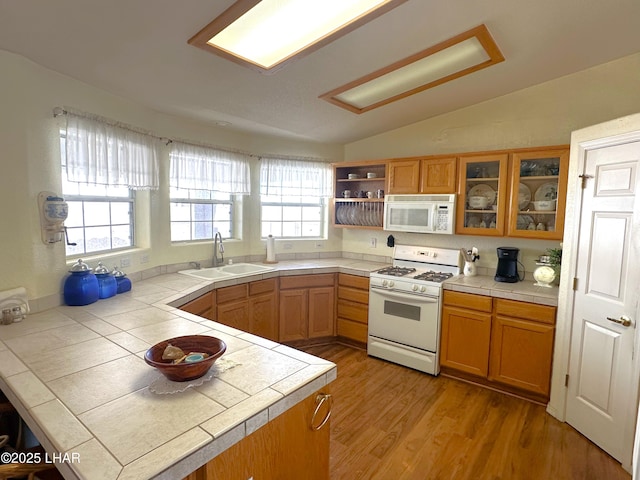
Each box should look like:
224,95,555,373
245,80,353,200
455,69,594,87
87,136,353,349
0,258,385,480
443,274,559,306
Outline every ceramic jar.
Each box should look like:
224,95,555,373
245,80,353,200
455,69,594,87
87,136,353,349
63,259,99,306
95,262,117,299
112,266,132,294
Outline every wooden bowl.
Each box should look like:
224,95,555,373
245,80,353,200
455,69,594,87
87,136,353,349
144,335,226,382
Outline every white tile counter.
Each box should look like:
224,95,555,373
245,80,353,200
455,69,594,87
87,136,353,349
0,258,385,480
443,274,559,306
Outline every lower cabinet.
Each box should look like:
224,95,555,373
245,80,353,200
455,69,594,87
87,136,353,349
185,389,332,480
178,291,216,321
441,290,556,401
279,274,336,343
336,273,369,344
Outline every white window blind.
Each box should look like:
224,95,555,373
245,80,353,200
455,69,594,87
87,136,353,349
169,142,251,194
64,114,159,190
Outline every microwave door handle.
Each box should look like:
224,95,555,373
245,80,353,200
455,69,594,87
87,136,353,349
432,207,437,231
371,288,438,303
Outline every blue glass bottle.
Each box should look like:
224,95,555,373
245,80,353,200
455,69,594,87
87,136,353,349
63,259,99,306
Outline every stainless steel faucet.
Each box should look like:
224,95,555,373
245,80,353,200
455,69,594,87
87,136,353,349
213,232,224,267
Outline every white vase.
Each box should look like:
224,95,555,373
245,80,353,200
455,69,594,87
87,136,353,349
463,261,477,276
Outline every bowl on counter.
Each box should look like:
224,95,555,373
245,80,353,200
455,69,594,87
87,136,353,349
468,196,489,209
532,199,556,211
144,335,226,382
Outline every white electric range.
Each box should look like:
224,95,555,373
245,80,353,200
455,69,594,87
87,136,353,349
368,245,461,375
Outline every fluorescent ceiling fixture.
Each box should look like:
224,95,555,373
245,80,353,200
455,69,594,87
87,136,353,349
320,25,505,113
188,0,407,74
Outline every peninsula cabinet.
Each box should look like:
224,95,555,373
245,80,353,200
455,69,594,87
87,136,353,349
387,156,457,194
336,273,369,345
440,290,557,402
279,274,336,343
178,290,216,321
186,388,331,480
216,279,278,341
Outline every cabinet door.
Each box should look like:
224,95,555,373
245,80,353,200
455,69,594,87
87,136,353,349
489,316,555,397
249,292,278,341
507,148,569,239
419,157,457,193
179,291,215,320
217,300,249,332
308,286,335,338
279,289,308,342
441,305,492,377
456,154,509,236
387,159,420,193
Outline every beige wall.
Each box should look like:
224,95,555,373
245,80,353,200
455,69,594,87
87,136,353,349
341,52,640,273
0,50,343,308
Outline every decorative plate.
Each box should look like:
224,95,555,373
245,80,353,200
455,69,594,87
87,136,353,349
467,184,496,206
518,183,532,210
535,182,558,201
517,214,534,230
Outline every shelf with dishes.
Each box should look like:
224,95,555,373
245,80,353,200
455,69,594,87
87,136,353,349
333,200,384,228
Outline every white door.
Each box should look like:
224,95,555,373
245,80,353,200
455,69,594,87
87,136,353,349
565,138,640,467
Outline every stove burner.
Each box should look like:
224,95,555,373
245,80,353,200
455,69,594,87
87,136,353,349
375,266,417,277
413,271,454,283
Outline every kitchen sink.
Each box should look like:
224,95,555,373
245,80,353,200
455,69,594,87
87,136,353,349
178,263,274,280
220,263,275,275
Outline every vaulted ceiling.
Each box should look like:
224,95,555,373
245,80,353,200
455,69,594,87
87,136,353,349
1,0,639,144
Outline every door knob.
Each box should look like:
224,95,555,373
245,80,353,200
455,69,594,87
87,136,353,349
606,315,633,327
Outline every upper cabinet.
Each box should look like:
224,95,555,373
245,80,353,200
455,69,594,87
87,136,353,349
332,161,387,230
456,153,509,236
387,156,457,194
507,148,569,239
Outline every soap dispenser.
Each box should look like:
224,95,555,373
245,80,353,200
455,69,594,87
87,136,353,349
95,262,117,299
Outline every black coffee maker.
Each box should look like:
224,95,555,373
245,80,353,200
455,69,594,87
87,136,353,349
495,247,520,283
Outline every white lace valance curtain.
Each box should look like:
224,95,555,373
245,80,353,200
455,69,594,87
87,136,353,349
260,157,333,197
169,142,251,194
64,114,159,190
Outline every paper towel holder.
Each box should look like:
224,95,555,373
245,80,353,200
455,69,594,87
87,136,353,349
264,234,278,264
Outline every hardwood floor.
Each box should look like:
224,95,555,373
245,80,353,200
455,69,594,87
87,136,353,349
303,344,631,480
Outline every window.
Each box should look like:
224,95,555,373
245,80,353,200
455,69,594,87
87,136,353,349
260,157,332,238
170,187,233,241
60,136,134,256
169,142,250,242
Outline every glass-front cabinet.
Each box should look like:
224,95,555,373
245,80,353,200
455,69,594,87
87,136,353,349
456,153,509,236
507,149,569,239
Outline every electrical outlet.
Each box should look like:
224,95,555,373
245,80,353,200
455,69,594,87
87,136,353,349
283,242,293,250
369,237,377,248
120,257,131,268
140,254,149,264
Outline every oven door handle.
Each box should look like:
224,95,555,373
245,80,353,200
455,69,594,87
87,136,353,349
371,287,439,303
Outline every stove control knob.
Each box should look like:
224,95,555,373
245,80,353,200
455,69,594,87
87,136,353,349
388,281,395,288
419,286,427,293
382,280,388,287
412,284,418,291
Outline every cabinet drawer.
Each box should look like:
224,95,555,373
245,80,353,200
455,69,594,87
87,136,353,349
337,299,368,324
217,284,248,303
338,273,369,290
337,318,368,343
443,290,492,313
280,274,335,290
494,299,556,325
337,285,369,304
249,278,277,296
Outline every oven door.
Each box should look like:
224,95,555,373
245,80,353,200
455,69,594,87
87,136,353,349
368,287,440,352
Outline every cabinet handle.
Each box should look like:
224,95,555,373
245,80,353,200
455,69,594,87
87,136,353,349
311,393,333,431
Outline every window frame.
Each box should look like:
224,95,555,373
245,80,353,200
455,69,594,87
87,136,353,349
169,187,235,243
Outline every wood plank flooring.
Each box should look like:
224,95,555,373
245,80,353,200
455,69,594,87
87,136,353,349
303,344,631,480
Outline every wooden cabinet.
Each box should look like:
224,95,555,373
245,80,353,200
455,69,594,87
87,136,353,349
279,274,336,343
387,156,457,194
441,290,557,401
507,148,569,239
336,273,369,344
187,388,331,480
216,279,278,341
456,153,509,236
332,161,386,229
441,291,493,376
489,299,556,397
178,291,215,321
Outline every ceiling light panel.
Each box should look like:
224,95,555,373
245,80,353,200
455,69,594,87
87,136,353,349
189,0,407,74
320,25,505,114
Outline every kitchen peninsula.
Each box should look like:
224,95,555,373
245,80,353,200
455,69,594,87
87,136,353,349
0,257,558,479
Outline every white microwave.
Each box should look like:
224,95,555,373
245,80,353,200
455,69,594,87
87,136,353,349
383,194,456,234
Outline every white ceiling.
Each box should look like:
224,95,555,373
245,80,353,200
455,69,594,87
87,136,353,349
1,0,639,144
